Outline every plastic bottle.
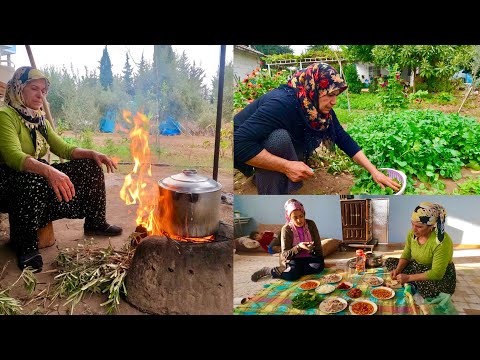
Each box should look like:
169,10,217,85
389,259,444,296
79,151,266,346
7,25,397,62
355,249,366,274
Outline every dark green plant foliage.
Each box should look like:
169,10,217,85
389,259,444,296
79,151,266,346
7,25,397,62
343,64,364,94
348,110,480,194
123,54,135,97
252,45,293,55
291,291,323,310
99,46,113,91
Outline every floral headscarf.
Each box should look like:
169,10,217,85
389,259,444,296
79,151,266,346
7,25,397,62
411,202,447,243
287,63,347,159
5,66,50,158
288,63,347,132
284,198,312,244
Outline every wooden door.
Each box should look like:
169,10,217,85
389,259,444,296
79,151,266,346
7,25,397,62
340,199,372,244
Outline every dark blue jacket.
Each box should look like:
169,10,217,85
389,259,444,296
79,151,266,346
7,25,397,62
234,84,361,176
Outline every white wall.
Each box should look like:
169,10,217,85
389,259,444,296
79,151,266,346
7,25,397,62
234,195,343,238
233,49,261,83
356,195,480,245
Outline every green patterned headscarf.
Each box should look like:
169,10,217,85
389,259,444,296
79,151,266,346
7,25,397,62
5,66,50,158
411,202,447,243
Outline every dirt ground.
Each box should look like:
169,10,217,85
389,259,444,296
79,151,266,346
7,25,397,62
0,133,233,315
234,168,355,195
234,93,480,195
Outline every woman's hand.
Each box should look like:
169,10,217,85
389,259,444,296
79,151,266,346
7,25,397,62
46,167,76,202
91,151,118,173
396,273,410,284
390,268,399,279
372,170,401,192
284,161,315,182
298,242,314,251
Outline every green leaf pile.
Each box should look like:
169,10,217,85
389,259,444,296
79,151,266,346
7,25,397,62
291,291,322,310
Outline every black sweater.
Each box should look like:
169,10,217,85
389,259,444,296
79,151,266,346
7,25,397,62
234,84,361,176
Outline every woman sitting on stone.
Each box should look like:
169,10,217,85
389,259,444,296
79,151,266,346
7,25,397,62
0,66,122,272
385,202,456,298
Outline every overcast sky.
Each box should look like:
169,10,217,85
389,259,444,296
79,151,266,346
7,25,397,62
291,45,309,55
12,45,233,89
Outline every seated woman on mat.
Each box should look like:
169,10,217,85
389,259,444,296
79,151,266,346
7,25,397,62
251,198,325,282
385,202,456,298
0,66,122,272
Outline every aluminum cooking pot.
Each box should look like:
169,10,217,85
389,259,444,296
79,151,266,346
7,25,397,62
158,169,223,238
366,252,384,268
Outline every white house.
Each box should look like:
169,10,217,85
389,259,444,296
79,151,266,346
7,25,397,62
233,45,264,84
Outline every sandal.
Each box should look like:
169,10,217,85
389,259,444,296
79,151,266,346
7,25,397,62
84,223,123,237
18,251,43,272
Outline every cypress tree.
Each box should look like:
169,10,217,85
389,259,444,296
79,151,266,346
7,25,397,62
99,46,113,90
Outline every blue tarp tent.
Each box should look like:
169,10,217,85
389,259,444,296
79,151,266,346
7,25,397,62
159,115,181,135
465,73,473,84
99,109,117,133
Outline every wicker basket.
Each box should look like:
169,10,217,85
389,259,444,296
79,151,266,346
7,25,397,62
379,168,407,195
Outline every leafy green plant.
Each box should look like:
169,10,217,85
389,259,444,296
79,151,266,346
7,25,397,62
414,182,448,195
220,121,233,158
377,64,409,110
435,91,455,104
78,129,94,149
291,291,323,310
453,176,480,194
347,110,480,194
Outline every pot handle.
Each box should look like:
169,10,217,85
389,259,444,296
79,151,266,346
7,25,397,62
172,192,199,203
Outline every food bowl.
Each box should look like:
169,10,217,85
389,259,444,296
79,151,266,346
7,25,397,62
379,168,407,195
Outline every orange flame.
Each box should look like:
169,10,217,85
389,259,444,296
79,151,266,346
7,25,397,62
114,122,129,134
119,111,213,243
119,111,157,229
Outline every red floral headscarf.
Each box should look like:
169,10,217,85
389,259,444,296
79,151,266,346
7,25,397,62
288,62,347,131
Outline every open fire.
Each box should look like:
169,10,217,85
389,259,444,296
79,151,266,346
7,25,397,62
119,111,215,243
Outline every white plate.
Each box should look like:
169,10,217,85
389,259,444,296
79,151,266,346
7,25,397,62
318,297,348,314
322,273,343,284
336,281,353,290
385,279,402,289
363,276,384,287
349,299,378,315
370,286,395,300
298,280,321,291
315,283,336,295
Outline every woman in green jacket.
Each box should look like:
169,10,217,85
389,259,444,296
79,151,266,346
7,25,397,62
0,67,122,272
385,202,456,298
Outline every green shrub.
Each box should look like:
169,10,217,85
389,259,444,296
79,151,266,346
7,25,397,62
377,64,409,110
435,91,455,104
343,64,363,94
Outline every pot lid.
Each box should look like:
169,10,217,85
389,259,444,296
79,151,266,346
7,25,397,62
159,169,223,193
